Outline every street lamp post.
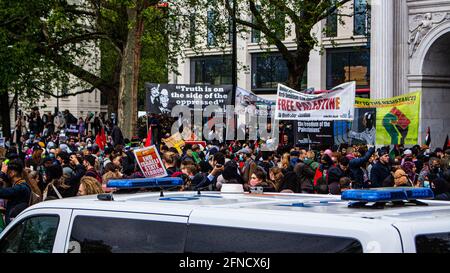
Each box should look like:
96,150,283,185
230,0,237,142
231,0,237,105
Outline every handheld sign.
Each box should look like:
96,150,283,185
133,145,168,178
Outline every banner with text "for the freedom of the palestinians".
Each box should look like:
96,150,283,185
275,82,356,121
355,91,421,145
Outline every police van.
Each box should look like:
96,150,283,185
0,177,449,253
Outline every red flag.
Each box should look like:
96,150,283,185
95,127,106,150
145,127,152,147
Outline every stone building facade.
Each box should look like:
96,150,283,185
373,0,450,146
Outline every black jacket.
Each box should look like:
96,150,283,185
195,171,221,191
280,171,301,193
293,161,315,193
328,166,350,195
349,147,375,188
370,161,391,188
0,173,31,225
111,126,124,146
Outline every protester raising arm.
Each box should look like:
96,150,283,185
63,156,86,197
195,164,224,191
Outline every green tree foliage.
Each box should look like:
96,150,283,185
172,0,357,90
0,0,172,137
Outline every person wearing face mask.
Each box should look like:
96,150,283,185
246,167,276,192
238,147,257,184
0,161,33,225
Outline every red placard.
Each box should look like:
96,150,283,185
133,145,168,178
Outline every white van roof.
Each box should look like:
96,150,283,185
26,191,450,224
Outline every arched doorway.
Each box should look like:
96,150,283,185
420,31,450,148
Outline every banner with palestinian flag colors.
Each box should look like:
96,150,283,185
354,91,421,145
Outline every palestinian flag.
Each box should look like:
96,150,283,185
425,127,431,146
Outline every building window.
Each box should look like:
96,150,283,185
189,14,196,47
228,17,233,44
190,55,232,85
325,5,338,37
100,92,107,105
354,0,369,35
207,10,217,46
61,82,70,101
251,8,260,43
326,47,370,90
251,52,307,94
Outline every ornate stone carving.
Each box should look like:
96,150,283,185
408,12,448,57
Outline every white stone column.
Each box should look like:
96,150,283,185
393,0,409,97
370,0,394,99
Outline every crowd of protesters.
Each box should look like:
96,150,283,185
0,107,450,227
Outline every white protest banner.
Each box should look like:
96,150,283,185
235,87,275,132
133,145,168,178
275,82,356,121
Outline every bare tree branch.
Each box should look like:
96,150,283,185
32,85,97,99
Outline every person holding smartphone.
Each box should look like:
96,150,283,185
195,152,225,191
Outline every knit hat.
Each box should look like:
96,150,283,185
378,149,389,157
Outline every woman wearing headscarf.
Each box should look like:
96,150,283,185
401,160,418,186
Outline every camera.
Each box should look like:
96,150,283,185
249,186,264,194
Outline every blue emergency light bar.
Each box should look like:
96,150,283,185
341,187,434,203
107,177,183,189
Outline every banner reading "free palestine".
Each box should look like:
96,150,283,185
275,82,356,121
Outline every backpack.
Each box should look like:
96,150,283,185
313,168,329,194
305,159,319,172
29,190,41,206
16,180,41,206
295,162,315,193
